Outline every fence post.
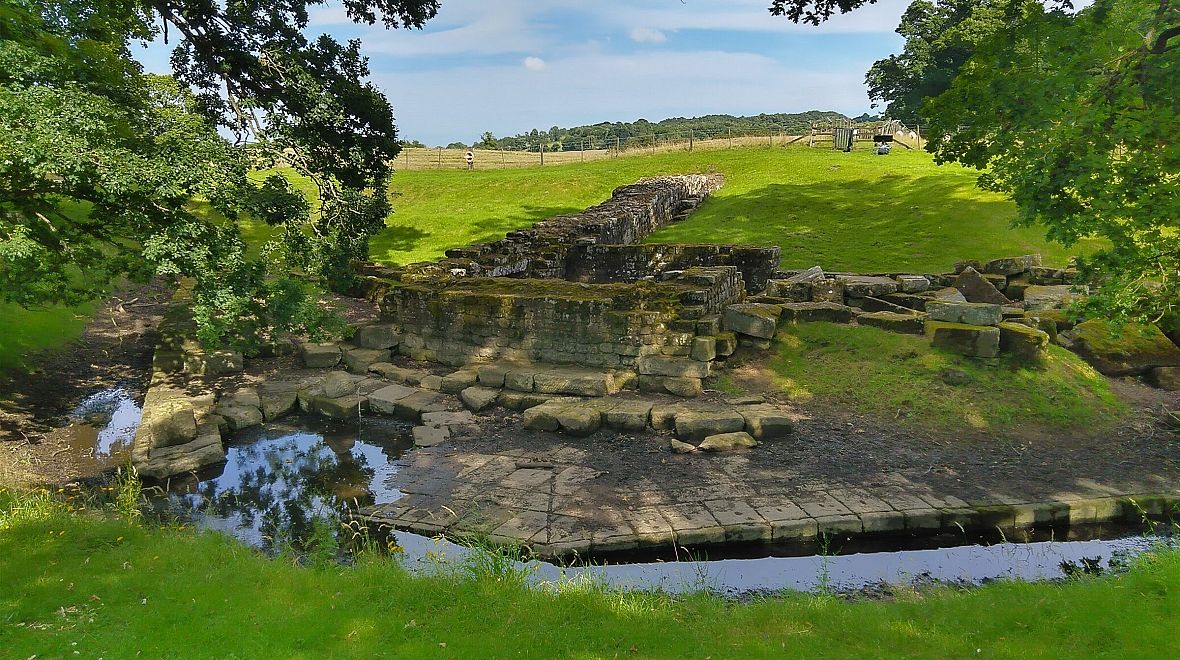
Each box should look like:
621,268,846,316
689,128,693,152
437,147,441,168
728,128,732,149
580,138,584,162
540,143,545,166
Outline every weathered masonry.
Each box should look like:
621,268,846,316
357,175,780,394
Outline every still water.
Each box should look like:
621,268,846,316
69,391,1166,595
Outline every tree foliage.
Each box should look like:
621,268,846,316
0,0,437,348
865,0,1008,123
924,0,1180,326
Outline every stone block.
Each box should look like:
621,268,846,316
522,403,561,431
412,425,450,447
637,356,710,379
555,405,602,437
1151,367,1180,391
1070,320,1180,376
300,342,341,369
1024,284,1084,311
809,279,845,304
737,406,793,440
858,311,925,335
927,322,1001,358
670,439,697,454
342,347,390,374
421,410,475,428
136,430,225,481
895,275,930,293
460,386,501,412
184,349,244,376
690,337,717,362
983,254,1041,276
664,377,704,397
312,394,361,420
602,401,653,431
504,370,535,392
834,275,899,298
861,296,916,315
215,403,263,432
440,369,479,394
367,383,417,415
778,302,854,324
650,404,684,431
142,397,198,449
998,322,1049,361
697,431,758,452
696,316,722,336
714,332,738,357
368,363,427,386
476,363,513,388
497,391,551,411
954,267,1010,305
927,287,968,304
320,371,355,399
674,409,746,442
258,385,298,422
765,280,811,302
392,390,450,421
722,304,781,339
925,301,1002,326
152,350,184,373
419,374,443,391
354,324,401,350
533,369,612,397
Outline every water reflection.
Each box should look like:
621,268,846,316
159,418,411,552
63,388,141,461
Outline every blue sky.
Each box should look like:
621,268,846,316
134,0,909,146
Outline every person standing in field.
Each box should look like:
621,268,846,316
465,148,474,170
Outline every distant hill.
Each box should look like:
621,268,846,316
455,111,857,152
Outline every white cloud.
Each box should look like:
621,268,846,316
629,27,667,44
523,56,547,71
604,0,908,35
377,49,880,145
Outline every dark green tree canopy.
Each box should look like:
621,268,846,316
1,0,438,347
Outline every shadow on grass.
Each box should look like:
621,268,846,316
650,174,1095,272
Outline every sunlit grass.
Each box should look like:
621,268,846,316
766,322,1125,431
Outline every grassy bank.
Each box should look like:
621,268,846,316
0,301,95,372
736,323,1125,432
298,146,1102,271
1,489,1177,657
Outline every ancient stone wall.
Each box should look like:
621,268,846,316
564,244,780,293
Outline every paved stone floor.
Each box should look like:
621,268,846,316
359,404,1180,558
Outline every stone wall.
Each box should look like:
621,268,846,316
564,243,780,293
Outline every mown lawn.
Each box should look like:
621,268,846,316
749,323,1126,432
2,492,1177,658
272,146,1101,271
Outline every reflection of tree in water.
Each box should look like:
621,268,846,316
165,421,410,553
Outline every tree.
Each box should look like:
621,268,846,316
0,0,439,347
477,131,497,149
923,0,1179,326
864,0,1007,123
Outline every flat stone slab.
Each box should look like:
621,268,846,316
368,383,418,415
834,275,899,298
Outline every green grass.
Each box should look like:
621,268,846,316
2,490,1179,657
763,323,1125,431
251,147,1103,270
0,301,96,372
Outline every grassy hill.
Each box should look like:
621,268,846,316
339,146,1100,271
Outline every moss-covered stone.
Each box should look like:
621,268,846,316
998,322,1049,362
1070,320,1180,376
926,321,1000,358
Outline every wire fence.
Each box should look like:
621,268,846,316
393,123,926,171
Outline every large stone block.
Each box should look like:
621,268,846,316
690,337,717,362
136,430,225,480
343,347,392,374
674,409,746,442
698,431,758,452
522,403,561,431
737,406,793,440
142,397,198,449
440,369,479,394
184,349,244,376
637,356,710,379
857,311,925,335
809,279,845,304
392,390,450,421
927,322,1001,358
983,254,1041,276
312,394,362,420
1069,320,1180,376
368,383,417,415
953,267,1010,305
533,369,614,396
300,342,341,369
998,322,1050,361
460,386,500,412
1024,284,1085,311
321,371,356,399
895,275,930,293
723,303,781,339
354,324,402,350
504,370,535,392
555,405,602,437
714,332,738,357
258,384,298,422
602,400,653,431
926,301,1002,326
664,377,704,397
834,275,899,298
215,402,263,432
779,302,854,324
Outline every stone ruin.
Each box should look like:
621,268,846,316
131,174,1180,514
